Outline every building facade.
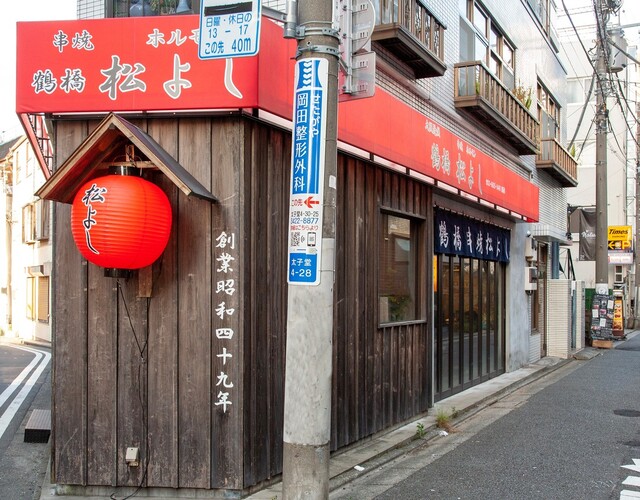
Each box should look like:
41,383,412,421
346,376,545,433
17,0,579,495
0,136,52,342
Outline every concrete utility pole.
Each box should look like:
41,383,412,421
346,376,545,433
594,0,612,295
635,101,640,326
282,0,339,498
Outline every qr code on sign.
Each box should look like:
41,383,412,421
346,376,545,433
290,232,302,247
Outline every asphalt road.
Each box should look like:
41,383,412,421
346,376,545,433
332,334,640,500
0,341,52,500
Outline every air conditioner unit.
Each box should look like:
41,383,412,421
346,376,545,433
525,266,538,292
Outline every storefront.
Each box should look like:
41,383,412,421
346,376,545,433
433,209,509,399
17,13,540,495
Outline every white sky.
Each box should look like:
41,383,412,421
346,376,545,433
0,0,76,143
2,0,640,144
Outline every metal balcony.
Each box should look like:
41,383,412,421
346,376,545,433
536,138,579,187
372,0,447,79
453,61,539,155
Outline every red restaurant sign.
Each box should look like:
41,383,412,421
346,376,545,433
16,15,539,221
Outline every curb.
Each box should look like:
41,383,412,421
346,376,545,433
327,355,575,493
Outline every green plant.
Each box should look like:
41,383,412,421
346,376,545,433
569,143,577,158
436,409,455,433
512,82,533,110
416,422,427,438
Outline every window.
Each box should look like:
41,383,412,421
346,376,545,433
537,81,560,140
26,277,36,321
35,200,50,241
26,275,50,323
37,276,50,323
379,213,419,324
614,265,624,284
22,204,36,243
110,0,198,17
460,1,515,88
22,200,49,243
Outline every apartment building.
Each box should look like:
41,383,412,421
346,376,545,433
0,136,51,342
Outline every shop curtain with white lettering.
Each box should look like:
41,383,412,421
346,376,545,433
434,209,510,263
578,207,596,261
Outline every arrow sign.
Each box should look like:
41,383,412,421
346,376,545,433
622,458,640,473
287,58,328,286
304,196,320,209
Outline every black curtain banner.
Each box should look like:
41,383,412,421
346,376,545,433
435,209,510,263
578,208,596,261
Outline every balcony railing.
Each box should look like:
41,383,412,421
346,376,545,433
536,138,579,187
453,61,539,155
372,0,446,78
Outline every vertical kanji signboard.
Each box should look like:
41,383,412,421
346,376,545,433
199,0,261,59
287,58,329,285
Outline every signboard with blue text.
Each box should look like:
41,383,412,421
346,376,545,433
287,58,328,285
199,0,261,59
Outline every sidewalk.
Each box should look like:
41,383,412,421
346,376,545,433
38,333,631,500
245,340,610,500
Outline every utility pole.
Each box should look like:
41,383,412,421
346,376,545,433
635,101,640,327
282,0,339,498
594,0,612,295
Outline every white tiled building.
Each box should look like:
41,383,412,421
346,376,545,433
0,136,52,342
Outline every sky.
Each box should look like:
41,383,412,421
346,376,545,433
0,0,76,143
2,0,640,144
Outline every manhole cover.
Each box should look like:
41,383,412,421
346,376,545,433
614,409,640,417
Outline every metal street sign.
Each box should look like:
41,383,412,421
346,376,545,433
199,0,261,60
287,58,329,286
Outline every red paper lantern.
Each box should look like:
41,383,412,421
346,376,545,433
71,171,172,272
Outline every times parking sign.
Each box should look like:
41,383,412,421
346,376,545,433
199,0,261,59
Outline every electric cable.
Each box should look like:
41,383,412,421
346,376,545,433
110,282,151,500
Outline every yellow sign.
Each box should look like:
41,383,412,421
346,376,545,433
608,225,633,251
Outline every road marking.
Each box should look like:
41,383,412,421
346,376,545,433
623,476,640,488
621,490,640,499
0,346,43,409
0,344,51,441
624,459,640,474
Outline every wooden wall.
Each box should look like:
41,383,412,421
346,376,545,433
332,158,432,450
50,115,432,493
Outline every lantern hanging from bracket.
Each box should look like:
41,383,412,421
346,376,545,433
70,166,172,277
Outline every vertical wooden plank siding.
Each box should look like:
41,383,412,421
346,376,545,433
50,115,434,492
241,121,289,485
265,125,288,479
52,121,88,485
177,118,212,488
116,274,149,486
86,265,117,486
331,160,431,450
145,119,180,487
211,118,244,488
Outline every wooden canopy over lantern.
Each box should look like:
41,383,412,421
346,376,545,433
35,113,217,204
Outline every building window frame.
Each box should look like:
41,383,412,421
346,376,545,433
460,0,516,89
108,0,198,17
537,81,560,141
378,210,422,325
